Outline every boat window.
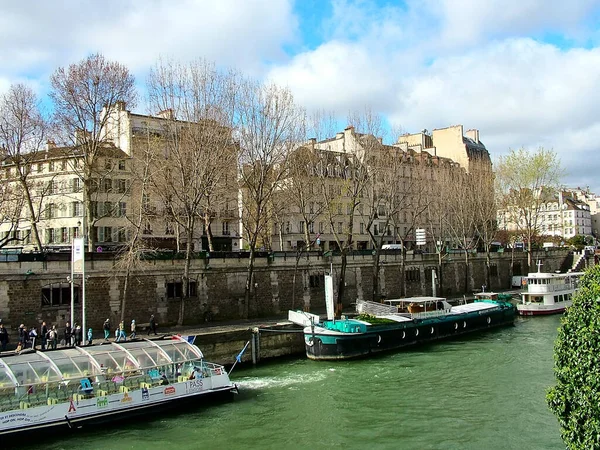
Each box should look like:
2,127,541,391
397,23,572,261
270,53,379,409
0,361,16,388
4,353,63,385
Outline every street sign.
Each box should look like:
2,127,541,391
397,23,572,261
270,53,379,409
416,228,426,246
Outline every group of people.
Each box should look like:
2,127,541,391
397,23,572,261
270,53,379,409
0,314,159,353
104,314,159,344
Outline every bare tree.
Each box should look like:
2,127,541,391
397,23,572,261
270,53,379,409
49,53,137,251
237,81,305,319
495,147,564,270
146,58,238,325
0,83,48,250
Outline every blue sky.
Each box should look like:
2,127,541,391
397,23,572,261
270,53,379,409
2,0,600,192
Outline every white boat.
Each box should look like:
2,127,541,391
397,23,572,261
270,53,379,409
0,336,237,437
517,268,584,316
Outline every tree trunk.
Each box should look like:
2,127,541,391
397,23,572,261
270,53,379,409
179,227,193,326
22,182,43,251
372,250,381,301
464,250,470,294
203,216,214,251
120,267,130,323
243,246,256,320
336,252,347,317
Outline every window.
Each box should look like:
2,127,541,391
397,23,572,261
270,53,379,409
48,161,55,172
319,222,324,233
117,179,127,193
104,201,112,217
299,221,305,233
46,203,56,219
105,159,112,170
103,179,112,193
374,224,378,236
360,223,364,234
308,222,314,233
222,221,230,235
72,227,80,239
118,202,127,217
104,227,113,242
60,160,67,171
47,228,56,244
405,268,420,282
36,163,43,173
337,222,343,234
70,178,79,193
41,283,80,307
61,227,68,243
118,160,126,170
166,281,198,298
309,274,323,288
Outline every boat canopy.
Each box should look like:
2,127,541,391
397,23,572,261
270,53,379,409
385,296,446,304
0,338,203,389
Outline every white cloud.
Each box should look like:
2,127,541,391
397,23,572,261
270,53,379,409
0,0,297,81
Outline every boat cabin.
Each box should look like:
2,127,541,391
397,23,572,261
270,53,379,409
384,297,452,317
0,338,221,412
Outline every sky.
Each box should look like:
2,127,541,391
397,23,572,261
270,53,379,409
1,0,600,192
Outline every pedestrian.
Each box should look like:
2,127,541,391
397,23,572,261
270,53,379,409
116,321,126,342
64,322,72,347
41,321,48,350
103,319,111,341
130,320,136,339
29,325,38,349
87,328,93,345
0,323,9,352
48,326,58,350
74,325,82,346
148,314,157,336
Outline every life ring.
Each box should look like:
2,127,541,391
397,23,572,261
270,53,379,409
463,321,467,328
454,323,458,330
415,329,419,337
430,327,435,335
487,317,491,325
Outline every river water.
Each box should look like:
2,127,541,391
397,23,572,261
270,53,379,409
47,316,563,450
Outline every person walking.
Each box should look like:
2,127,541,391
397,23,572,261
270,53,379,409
87,328,93,345
29,325,38,349
116,321,126,342
48,326,58,350
74,325,82,346
64,322,72,347
41,321,48,350
103,319,111,341
129,320,136,339
0,323,9,352
148,314,157,336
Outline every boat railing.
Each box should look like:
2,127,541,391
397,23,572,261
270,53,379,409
0,358,227,411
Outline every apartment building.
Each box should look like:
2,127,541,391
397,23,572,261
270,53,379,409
272,124,489,251
0,143,131,251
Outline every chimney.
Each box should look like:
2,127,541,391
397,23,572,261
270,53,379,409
157,109,175,120
45,140,56,151
465,129,480,143
308,138,316,148
115,101,126,111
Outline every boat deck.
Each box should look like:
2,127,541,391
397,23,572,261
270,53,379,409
452,302,498,314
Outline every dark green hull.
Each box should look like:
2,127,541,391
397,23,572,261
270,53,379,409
305,303,515,360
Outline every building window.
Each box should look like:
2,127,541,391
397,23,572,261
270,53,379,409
405,268,420,282
360,223,364,234
118,160,126,170
46,228,56,244
118,202,127,217
166,281,197,298
105,159,112,170
41,283,80,307
118,179,127,193
36,163,43,173
309,274,323,288
299,221,305,233
319,222,324,233
46,203,56,219
104,201,112,217
222,221,230,235
308,222,314,233
60,160,67,171
48,161,55,172
103,179,112,193
71,178,82,193
337,222,343,234
61,227,68,243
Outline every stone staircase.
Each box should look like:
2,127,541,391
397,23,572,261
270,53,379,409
569,252,587,272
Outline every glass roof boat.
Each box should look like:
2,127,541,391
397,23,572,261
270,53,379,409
0,336,237,436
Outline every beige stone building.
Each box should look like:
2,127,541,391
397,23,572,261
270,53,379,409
272,124,490,252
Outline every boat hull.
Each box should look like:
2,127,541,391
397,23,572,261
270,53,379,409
304,306,515,361
0,380,236,438
517,302,569,316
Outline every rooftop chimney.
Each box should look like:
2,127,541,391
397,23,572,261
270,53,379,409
157,109,175,120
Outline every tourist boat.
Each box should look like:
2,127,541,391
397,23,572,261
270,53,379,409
0,336,237,437
517,269,584,316
292,296,515,361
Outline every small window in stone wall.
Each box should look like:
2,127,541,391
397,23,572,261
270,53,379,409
490,264,498,276
42,283,80,307
309,274,324,288
167,281,197,298
405,268,420,282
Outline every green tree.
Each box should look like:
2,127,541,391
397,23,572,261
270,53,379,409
495,147,564,271
547,264,600,449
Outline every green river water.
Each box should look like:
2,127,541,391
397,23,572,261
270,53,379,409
46,316,564,450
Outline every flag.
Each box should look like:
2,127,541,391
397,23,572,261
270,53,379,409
184,335,196,345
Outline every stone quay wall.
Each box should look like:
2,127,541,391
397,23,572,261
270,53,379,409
0,250,568,337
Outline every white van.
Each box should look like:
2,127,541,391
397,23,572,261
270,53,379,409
382,244,404,250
